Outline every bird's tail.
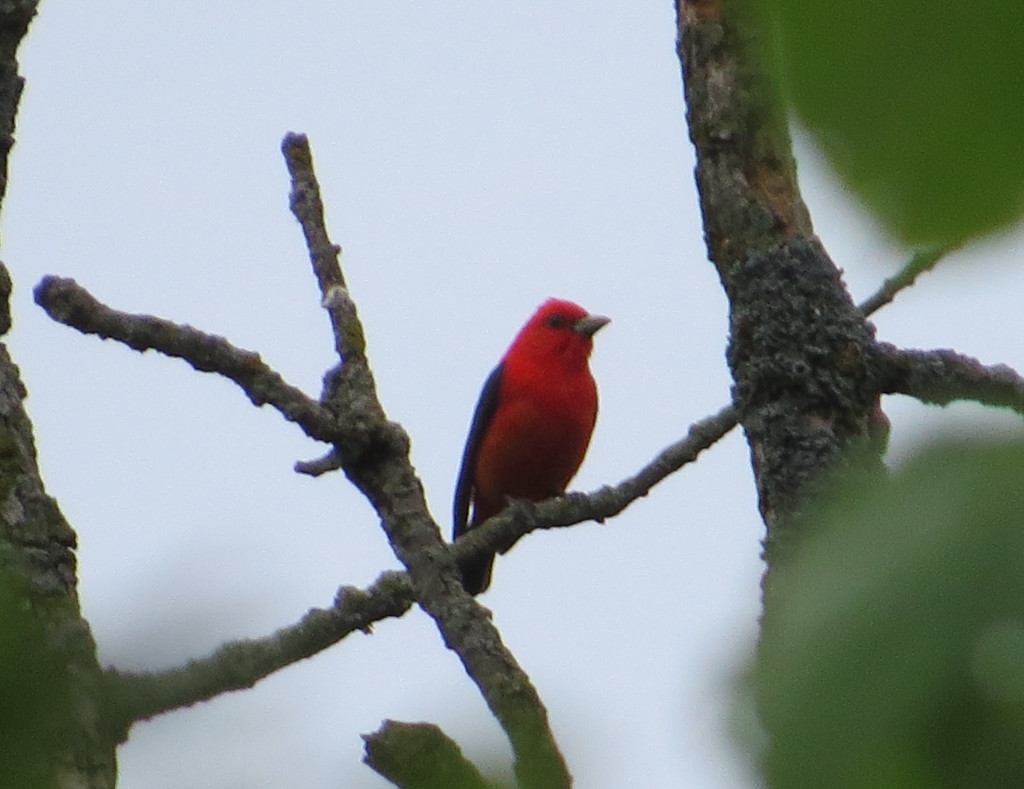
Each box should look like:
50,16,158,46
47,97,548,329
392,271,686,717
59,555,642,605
458,554,494,596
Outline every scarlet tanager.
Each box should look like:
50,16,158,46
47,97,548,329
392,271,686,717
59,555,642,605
453,298,609,594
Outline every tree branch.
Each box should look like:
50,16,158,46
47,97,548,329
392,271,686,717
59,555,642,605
32,276,339,444
876,343,1024,414
455,404,739,559
0,1,36,207
98,404,738,734
295,447,343,476
678,0,884,582
280,134,571,789
0,3,126,785
858,246,952,317
363,721,497,789
99,571,414,740
0,268,115,782
283,132,364,367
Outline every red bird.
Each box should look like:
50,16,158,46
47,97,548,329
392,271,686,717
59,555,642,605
453,298,609,594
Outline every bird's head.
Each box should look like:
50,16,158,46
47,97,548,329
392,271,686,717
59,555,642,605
507,298,609,368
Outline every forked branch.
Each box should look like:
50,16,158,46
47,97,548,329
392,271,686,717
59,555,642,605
92,405,738,735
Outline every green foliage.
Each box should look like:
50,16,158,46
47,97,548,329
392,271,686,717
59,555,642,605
0,570,73,789
747,440,1024,788
757,1,1024,246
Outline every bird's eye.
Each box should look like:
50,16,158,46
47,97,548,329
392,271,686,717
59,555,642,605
545,314,570,330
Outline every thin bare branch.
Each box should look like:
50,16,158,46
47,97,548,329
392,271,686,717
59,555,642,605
283,132,365,367
455,404,739,560
100,572,414,740
858,246,952,317
876,343,1024,415
33,276,339,444
99,404,737,738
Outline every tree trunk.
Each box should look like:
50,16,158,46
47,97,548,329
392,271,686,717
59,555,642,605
0,4,115,787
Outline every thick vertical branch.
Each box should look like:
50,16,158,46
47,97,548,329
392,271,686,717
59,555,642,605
0,1,34,212
677,0,882,584
0,3,114,787
678,0,812,274
0,270,111,788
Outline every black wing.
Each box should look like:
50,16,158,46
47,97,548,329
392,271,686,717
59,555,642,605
453,363,504,541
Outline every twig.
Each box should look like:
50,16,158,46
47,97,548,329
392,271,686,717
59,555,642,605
33,276,339,444
858,246,951,317
295,447,343,476
876,343,1024,415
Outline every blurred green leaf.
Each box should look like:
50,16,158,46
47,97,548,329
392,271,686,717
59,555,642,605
760,1,1024,246
746,440,1024,789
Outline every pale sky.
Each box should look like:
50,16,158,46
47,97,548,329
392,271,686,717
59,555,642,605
7,3,1024,788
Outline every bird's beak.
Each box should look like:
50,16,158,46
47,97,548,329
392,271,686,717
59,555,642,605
573,314,610,337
